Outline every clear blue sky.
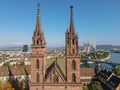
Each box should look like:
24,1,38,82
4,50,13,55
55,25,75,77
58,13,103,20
0,0,120,47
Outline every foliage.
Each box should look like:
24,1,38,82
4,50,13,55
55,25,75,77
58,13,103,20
0,80,14,90
10,78,26,90
3,61,25,66
82,51,109,60
113,66,120,75
80,55,84,62
83,86,89,90
3,61,11,66
19,61,25,66
89,81,102,90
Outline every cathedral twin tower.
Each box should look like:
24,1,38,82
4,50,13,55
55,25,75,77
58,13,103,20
30,4,82,90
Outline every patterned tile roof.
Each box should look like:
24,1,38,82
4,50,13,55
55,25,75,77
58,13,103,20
0,65,30,77
0,66,9,76
80,68,95,77
108,75,120,88
45,60,66,81
98,69,113,80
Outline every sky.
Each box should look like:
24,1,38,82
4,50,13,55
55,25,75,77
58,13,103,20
0,0,120,47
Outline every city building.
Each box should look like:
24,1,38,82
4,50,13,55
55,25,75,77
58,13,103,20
97,69,120,90
84,42,90,54
0,65,30,84
23,45,28,52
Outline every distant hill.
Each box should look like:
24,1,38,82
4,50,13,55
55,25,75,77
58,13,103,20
47,45,120,50
0,45,120,51
0,46,22,51
96,45,120,50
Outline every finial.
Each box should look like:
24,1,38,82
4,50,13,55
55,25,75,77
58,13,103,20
70,5,74,17
38,3,40,10
70,5,73,9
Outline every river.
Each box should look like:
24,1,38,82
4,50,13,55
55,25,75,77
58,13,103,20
81,53,120,71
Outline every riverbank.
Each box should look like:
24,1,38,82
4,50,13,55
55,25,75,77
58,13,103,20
81,54,110,64
99,54,110,61
81,53,120,70
87,55,110,64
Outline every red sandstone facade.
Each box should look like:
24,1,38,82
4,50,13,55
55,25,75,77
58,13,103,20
65,6,81,83
30,4,82,90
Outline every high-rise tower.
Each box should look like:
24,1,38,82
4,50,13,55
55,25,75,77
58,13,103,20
65,5,81,83
30,4,46,90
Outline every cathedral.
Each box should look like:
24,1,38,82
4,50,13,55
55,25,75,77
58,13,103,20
30,4,82,90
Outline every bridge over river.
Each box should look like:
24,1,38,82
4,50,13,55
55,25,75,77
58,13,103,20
84,59,120,68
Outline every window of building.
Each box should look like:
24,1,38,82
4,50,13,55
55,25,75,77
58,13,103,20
36,59,39,69
50,75,52,82
72,39,74,45
37,40,39,45
72,73,76,82
67,39,69,44
72,60,76,70
53,75,59,83
36,73,39,83
72,49,75,54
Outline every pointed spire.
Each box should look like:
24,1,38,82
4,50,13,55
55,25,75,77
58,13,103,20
70,5,75,34
66,28,69,33
32,3,46,47
35,3,42,35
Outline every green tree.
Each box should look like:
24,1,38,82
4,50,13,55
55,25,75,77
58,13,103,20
3,61,11,66
5,81,15,90
0,80,15,90
89,81,102,90
19,61,25,66
0,81,4,90
83,86,89,90
113,66,120,75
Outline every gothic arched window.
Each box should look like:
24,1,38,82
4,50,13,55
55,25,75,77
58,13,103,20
72,60,76,70
72,38,75,45
67,38,69,44
37,40,39,45
72,73,76,82
36,73,39,83
72,49,75,54
36,59,39,69
53,75,59,83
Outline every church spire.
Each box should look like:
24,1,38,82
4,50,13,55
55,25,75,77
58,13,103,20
70,5,75,34
35,3,42,35
32,3,46,47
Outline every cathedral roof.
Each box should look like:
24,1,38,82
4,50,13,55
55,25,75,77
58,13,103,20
45,60,66,81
